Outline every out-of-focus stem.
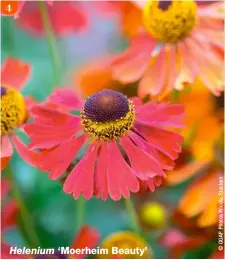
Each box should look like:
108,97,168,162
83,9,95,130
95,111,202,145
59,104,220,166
76,196,85,231
123,198,141,235
38,1,62,86
5,165,41,248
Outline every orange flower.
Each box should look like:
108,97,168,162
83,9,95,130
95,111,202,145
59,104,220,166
179,79,223,162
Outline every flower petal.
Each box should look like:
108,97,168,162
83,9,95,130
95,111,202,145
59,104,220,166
47,87,83,111
11,135,39,167
128,131,175,170
63,142,99,200
95,142,109,200
1,57,31,91
136,126,183,160
1,135,13,159
121,136,165,180
107,141,139,200
179,170,221,217
25,106,81,149
136,102,185,128
40,135,87,180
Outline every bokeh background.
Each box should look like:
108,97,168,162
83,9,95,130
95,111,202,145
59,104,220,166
1,1,224,259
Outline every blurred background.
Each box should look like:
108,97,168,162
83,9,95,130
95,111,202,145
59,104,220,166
1,1,224,259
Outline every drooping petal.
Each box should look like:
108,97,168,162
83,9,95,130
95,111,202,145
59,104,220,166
47,87,83,111
136,126,183,160
179,170,220,217
166,161,210,185
24,106,82,149
63,142,99,200
128,131,175,170
121,136,165,180
1,57,31,91
138,47,167,97
40,135,87,180
94,142,109,200
106,141,139,200
135,102,185,128
197,195,218,227
110,34,157,83
1,135,13,170
139,176,163,193
11,135,39,168
70,226,100,259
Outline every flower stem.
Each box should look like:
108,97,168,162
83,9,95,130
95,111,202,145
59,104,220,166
76,196,85,231
5,165,41,248
123,198,141,235
38,1,62,86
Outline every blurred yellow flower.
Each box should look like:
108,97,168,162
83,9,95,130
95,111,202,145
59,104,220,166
98,231,152,259
139,202,167,228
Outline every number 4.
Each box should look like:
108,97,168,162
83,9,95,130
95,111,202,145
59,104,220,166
6,4,12,13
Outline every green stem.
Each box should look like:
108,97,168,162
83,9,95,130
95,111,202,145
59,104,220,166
38,1,62,86
5,165,41,248
123,198,141,235
76,196,85,231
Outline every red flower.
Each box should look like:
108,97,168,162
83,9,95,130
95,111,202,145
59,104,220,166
1,57,36,169
23,88,185,200
16,1,87,36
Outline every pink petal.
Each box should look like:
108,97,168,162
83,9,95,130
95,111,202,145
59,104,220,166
138,47,167,97
17,2,88,36
11,135,39,167
1,57,31,91
1,135,13,158
110,34,156,83
47,87,83,111
136,102,185,128
63,142,99,200
95,142,109,200
136,126,183,160
198,2,224,20
128,131,174,170
107,141,139,200
42,135,87,180
25,106,82,149
121,136,165,180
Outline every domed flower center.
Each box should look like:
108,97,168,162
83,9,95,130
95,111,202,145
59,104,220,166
1,86,27,135
80,90,135,141
143,0,197,43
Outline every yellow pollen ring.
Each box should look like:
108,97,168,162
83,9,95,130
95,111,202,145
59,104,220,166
1,85,27,135
80,100,135,141
143,0,197,43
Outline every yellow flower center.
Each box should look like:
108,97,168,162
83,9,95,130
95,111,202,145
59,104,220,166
80,90,135,141
143,0,197,43
98,231,152,259
1,85,27,135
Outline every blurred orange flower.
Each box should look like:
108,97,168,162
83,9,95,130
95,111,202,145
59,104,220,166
179,80,223,162
70,60,138,98
166,80,224,228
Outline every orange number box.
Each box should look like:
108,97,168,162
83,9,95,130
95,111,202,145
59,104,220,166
1,1,19,16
